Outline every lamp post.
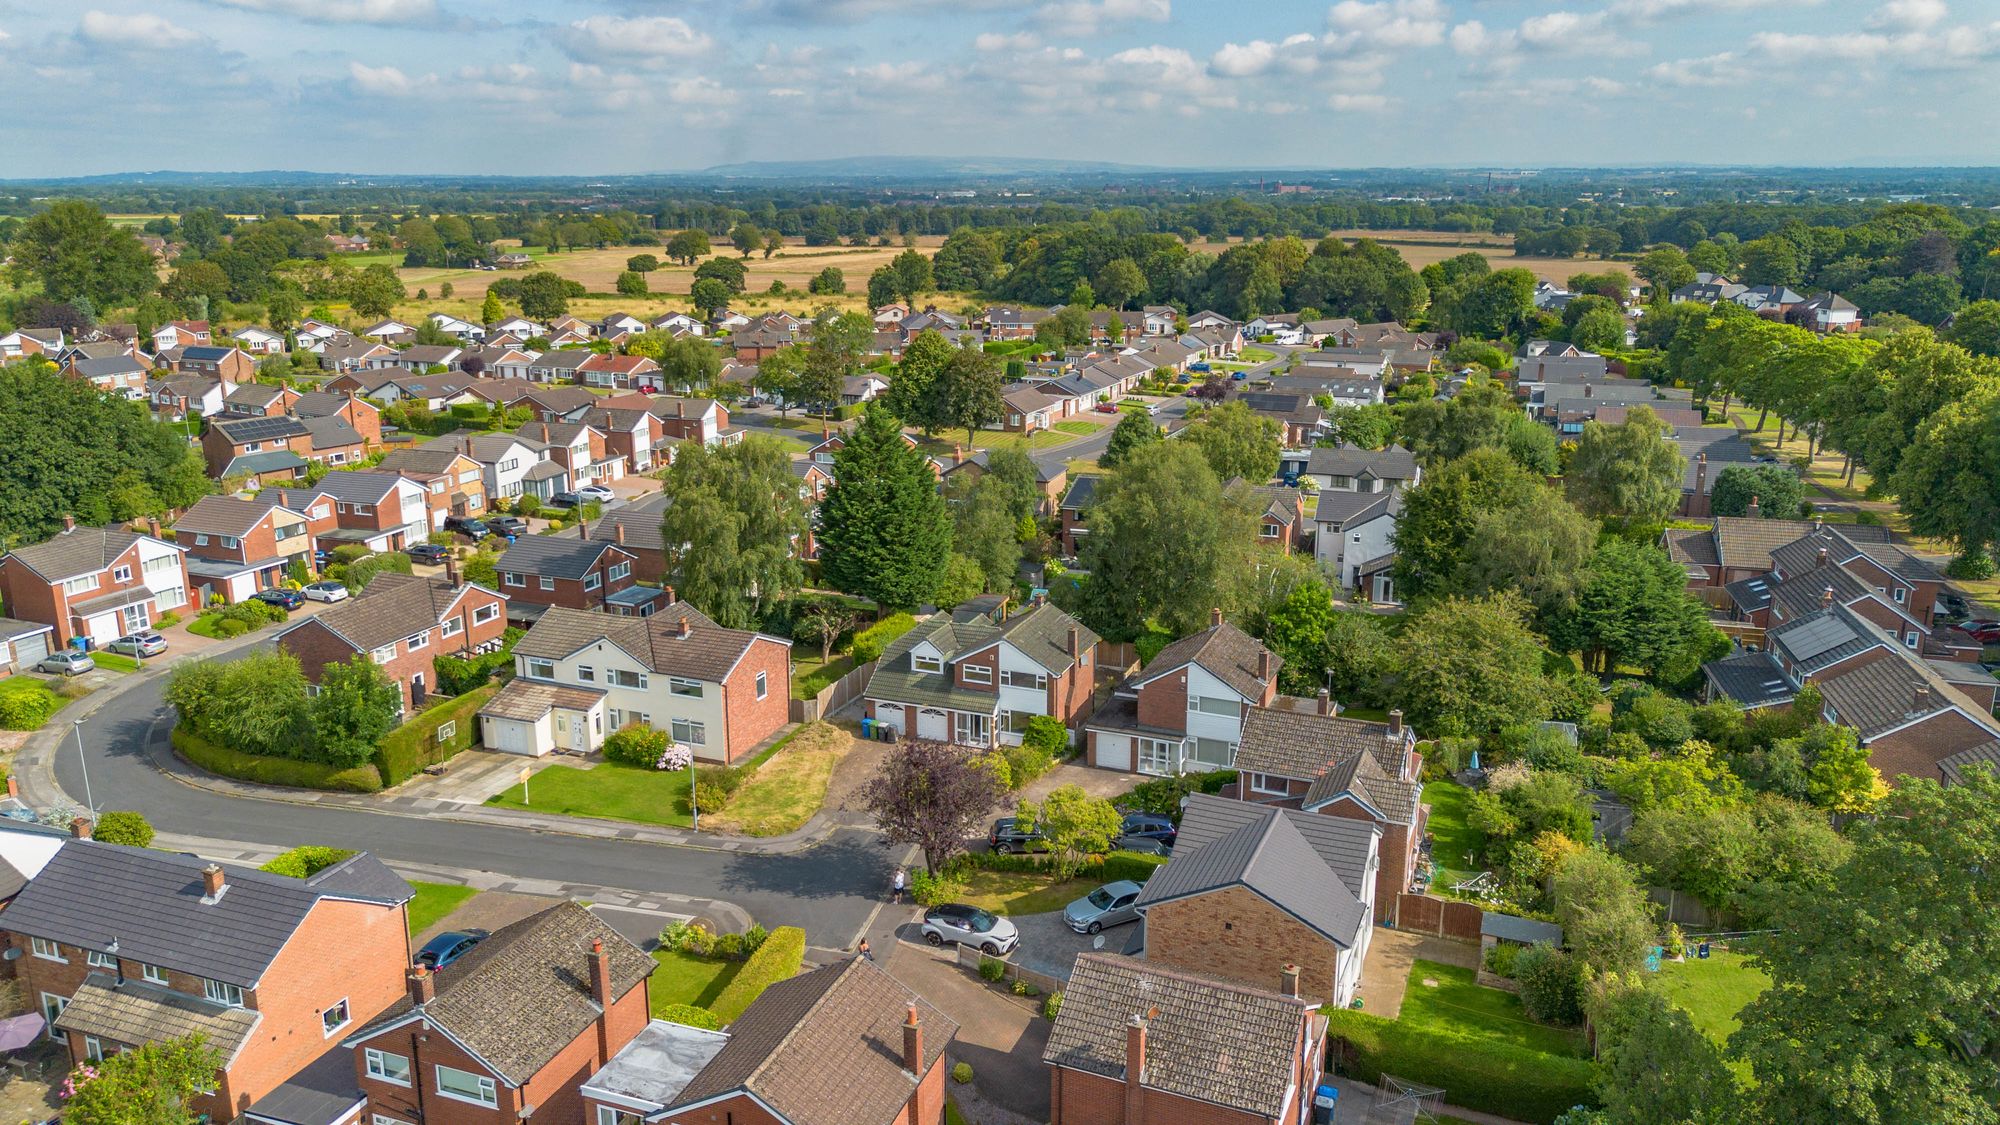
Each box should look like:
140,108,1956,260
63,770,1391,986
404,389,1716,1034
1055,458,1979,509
688,750,698,831
72,719,94,815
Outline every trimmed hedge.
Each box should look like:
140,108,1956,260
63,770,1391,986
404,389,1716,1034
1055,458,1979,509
0,680,63,730
657,1003,721,1030
1326,1011,1598,1124
851,613,917,664
173,726,384,792
709,925,805,1024
374,683,498,786
261,846,358,878
949,849,1166,885
94,811,154,847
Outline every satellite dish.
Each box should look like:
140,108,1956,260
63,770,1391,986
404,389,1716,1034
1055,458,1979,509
1091,935,1105,950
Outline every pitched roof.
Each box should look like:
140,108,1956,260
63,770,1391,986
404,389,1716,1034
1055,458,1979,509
295,573,483,653
56,972,262,1062
1131,621,1276,701
2,841,408,987
1136,807,1368,948
478,678,606,722
668,958,956,1125
1710,516,1889,572
352,903,652,1086
995,602,1099,676
374,448,467,476
866,616,1012,713
585,508,668,553
497,535,626,581
512,603,778,683
1174,792,1377,904
1235,706,1415,816
1817,652,2000,743
1303,444,1418,481
3,525,158,582
173,495,292,539
212,414,309,444
1660,526,1718,570
1059,474,1101,512
1043,952,1313,1119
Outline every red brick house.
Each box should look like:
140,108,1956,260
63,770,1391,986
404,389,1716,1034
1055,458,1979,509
583,504,670,585
345,904,652,1125
576,353,662,391
514,420,625,488
581,405,671,474
583,957,956,1125
270,472,431,555
174,495,317,604
1057,475,1100,558
0,518,190,648
507,601,791,763
373,449,490,531
223,383,300,418
863,601,1099,749
495,537,640,615
1083,612,1279,775
275,571,508,711
176,345,258,385
1044,952,1326,1125
4,838,413,1124
293,391,385,447
202,415,315,483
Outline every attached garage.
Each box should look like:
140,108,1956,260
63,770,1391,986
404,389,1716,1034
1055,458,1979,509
0,620,53,674
916,707,949,742
478,678,608,757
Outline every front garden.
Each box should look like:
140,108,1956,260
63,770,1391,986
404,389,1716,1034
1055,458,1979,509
649,922,806,1028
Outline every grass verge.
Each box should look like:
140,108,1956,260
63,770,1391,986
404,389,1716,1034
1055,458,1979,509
955,869,1096,917
704,723,848,837
91,652,142,673
485,759,693,828
650,949,744,1015
406,881,478,936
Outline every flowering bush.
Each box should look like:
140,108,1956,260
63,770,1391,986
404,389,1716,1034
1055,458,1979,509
61,1064,98,1099
657,743,692,771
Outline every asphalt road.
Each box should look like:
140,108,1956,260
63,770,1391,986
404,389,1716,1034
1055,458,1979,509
55,673,895,948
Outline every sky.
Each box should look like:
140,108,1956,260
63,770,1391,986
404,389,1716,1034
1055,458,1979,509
1,0,1997,177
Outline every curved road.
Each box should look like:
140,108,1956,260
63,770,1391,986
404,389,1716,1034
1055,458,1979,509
53,673,893,947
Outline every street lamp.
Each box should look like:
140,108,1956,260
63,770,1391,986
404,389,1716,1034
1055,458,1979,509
72,719,94,816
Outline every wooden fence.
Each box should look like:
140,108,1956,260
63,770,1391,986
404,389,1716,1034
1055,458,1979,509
1392,893,1484,942
790,659,877,723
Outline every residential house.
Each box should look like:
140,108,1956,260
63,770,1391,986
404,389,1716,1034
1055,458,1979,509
1664,516,1896,591
343,904,651,1125
292,391,384,446
272,472,430,555
224,382,299,418
494,251,533,269
1285,443,1420,495
233,326,286,355
426,313,483,342
1232,391,1324,448
1312,489,1401,602
518,384,602,420
0,518,190,647
506,601,791,763
372,448,489,530
648,312,705,337
584,503,670,585
0,619,56,676
1185,310,1236,332
319,338,397,374
1001,384,1060,434
581,406,670,475
148,375,224,418
1083,612,1280,775
1044,952,1326,1125
385,345,463,371
1801,292,1862,333
276,571,508,711
577,354,663,392
514,421,625,489
1057,474,1101,557
176,345,258,385
0,328,64,360
581,958,955,1125
6,840,412,1124
70,354,153,398
421,432,570,503
175,495,316,604
864,601,1100,749
1670,274,1746,304
1231,480,1307,553
599,394,740,447
150,320,212,352
494,536,640,616
201,416,314,482
456,346,535,383
984,305,1049,340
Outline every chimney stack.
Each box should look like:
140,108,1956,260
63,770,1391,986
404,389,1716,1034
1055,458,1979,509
445,553,460,586
200,863,226,901
1748,494,1761,519
1818,546,1829,564
408,965,435,1006
902,1003,923,1077
1914,684,1933,712
147,517,162,539
1584,383,1593,398
1210,607,1223,628
541,423,551,442
664,585,675,605
590,939,614,1064
614,522,625,544
1317,688,1332,716
1281,964,1301,998
953,444,964,465
1821,585,1835,609
677,617,690,639
1067,626,1079,656
69,817,92,840
1123,1015,1148,1120
1388,708,1404,736
1694,452,1708,498
62,514,75,533
1257,649,1271,682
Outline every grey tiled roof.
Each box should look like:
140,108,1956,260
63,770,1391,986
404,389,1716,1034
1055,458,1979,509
586,508,668,553
56,973,261,1062
240,1040,365,1125
1137,805,1368,949
3,525,154,582
1043,952,1312,1119
1768,604,1884,673
865,617,1006,714
1310,488,1397,527
996,602,1098,676
1060,474,1101,512
1172,793,1377,902
496,535,625,581
1661,526,1718,569
1300,747,1418,824
173,495,285,539
1939,740,2000,784
1131,621,1277,701
479,678,605,722
1304,444,1417,481
1702,652,1796,710
3,842,408,987
222,450,308,477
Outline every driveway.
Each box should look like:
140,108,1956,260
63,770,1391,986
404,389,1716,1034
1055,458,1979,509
1014,761,1143,808
1008,911,1141,982
885,939,1050,1124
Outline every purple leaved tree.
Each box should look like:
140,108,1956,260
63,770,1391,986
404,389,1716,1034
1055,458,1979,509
860,738,1000,875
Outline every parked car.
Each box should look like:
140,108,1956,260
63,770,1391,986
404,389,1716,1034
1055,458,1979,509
302,581,349,603
1063,880,1145,935
444,516,489,541
1094,402,1119,414
1119,812,1177,848
989,816,1046,854
254,588,305,610
415,930,487,970
574,483,616,503
919,904,1019,955
37,651,94,676
1231,370,1248,381
106,632,168,658
405,543,450,565
1188,361,1211,373
545,491,581,509
486,516,528,537
1113,835,1171,857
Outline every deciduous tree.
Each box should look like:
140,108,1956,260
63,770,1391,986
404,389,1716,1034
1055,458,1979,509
657,436,808,628
861,739,1002,875
1565,405,1687,523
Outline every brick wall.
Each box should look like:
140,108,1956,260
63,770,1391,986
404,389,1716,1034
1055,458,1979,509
1050,1065,1279,1125
1049,647,1095,726
0,562,65,645
1143,886,1340,1004
1134,675,1188,735
1869,709,2000,784
719,637,792,762
954,646,999,694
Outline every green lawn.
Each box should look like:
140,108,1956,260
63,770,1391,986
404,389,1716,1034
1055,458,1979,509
793,652,856,699
1240,346,1277,363
1649,948,1769,1050
956,869,1094,916
705,723,846,837
406,881,478,936
650,949,744,1015
1052,419,1103,436
1401,960,1587,1058
91,652,141,674
1422,780,1483,888
485,760,694,828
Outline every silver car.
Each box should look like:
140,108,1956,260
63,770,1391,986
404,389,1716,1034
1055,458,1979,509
1063,880,1144,935
919,904,1020,955
37,651,95,676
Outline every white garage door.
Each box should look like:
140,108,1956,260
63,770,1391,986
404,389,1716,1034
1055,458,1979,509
917,708,949,741
11,633,49,668
1094,733,1131,771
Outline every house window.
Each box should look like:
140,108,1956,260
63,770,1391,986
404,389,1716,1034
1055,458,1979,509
672,718,707,746
539,576,556,591
1894,588,1907,604
584,573,602,591
30,939,63,963
526,658,555,679
435,1066,498,1107
755,671,768,700
84,1037,107,1062
1906,632,1919,648
371,645,396,665
473,604,499,624
143,555,178,575
321,998,351,1036
375,1116,414,1125
1250,773,1289,796
500,459,520,473
86,950,118,970
141,964,168,984
441,617,463,639
912,654,944,675
113,566,133,582
1261,521,1282,538
406,632,429,652
609,562,631,582
598,1107,644,1125
1189,695,1242,719
365,1049,411,1085
203,979,245,1007
1001,670,1048,690
610,669,646,689
503,572,525,587
669,677,702,698
962,664,993,686
578,666,595,683
62,575,100,597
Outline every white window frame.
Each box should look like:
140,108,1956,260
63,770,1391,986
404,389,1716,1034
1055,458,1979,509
608,562,631,582
755,671,768,700
321,998,351,1036
525,658,556,680
112,565,133,582
598,1107,644,1125
374,1115,414,1125
473,604,500,624
203,978,245,1007
434,1065,498,1107
441,617,463,639
141,963,169,984
405,632,430,652
962,664,993,686
1893,587,1907,604
668,677,703,698
1001,669,1047,691
63,575,101,597
84,1036,106,1062
365,1048,411,1086
1249,772,1290,796
671,717,706,746
371,644,397,665
538,576,556,591
30,938,64,963
584,572,602,591
912,654,944,675
86,950,118,970
577,666,595,683
610,668,646,689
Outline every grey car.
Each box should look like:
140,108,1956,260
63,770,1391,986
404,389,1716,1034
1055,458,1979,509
36,651,95,676
1063,880,1144,935
919,904,1020,955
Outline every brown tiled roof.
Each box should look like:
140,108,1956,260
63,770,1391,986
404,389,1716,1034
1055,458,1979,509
352,903,652,1086
1132,621,1277,700
1660,526,1718,569
375,448,467,476
1300,745,1418,823
4,525,158,582
1235,705,1408,781
1044,952,1313,1119
479,678,606,722
512,603,776,683
299,573,481,652
671,958,955,1124
172,495,289,539
1817,652,2000,743
57,973,261,1062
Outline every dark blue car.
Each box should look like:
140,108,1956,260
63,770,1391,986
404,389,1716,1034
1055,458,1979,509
253,588,305,610
1119,812,1177,848
416,930,486,970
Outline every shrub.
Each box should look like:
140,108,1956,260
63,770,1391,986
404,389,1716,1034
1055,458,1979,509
0,682,63,730
1483,942,1520,979
433,646,513,695
93,811,153,848
1513,942,1586,1026
713,932,745,960
710,926,805,1023
173,726,384,792
951,1062,974,1084
740,924,770,956
1042,991,1063,1021
153,611,182,629
1003,738,1056,788
1099,850,1168,884
656,1004,720,1030
1325,1009,1597,1123
1021,714,1070,760
260,846,358,878
975,751,1013,791
604,723,671,767
373,683,496,785
851,613,918,664
1011,979,1039,997
693,764,744,811
1117,769,1236,818
978,956,1007,983
662,920,716,957
910,870,966,906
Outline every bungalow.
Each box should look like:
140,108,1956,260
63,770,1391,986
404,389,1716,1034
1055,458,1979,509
1002,384,1060,434
426,312,482,341
232,326,286,355
648,311,705,337
384,344,464,371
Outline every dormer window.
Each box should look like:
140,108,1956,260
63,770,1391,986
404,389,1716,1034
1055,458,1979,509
913,654,943,675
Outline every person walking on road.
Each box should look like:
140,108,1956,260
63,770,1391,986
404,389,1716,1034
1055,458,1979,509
892,866,907,904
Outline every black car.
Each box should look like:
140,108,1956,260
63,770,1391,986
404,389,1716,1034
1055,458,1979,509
989,816,1047,854
486,516,528,537
545,492,581,509
1119,812,1177,848
254,588,305,610
444,516,489,540
1113,836,1171,857
405,543,450,565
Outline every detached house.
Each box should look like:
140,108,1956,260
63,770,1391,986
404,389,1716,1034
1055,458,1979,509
864,601,1100,749
151,320,212,352
276,571,508,712
5,840,413,1125
0,519,190,647
1084,613,1278,775
69,354,152,397
345,904,653,1125
202,415,313,483
274,472,430,555
584,503,671,584
176,345,258,384
504,601,791,763
494,536,641,617
175,495,316,605
577,353,662,392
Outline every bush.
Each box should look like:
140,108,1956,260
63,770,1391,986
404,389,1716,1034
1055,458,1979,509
259,846,358,878
93,811,153,848
1117,769,1236,818
1011,979,1039,996
851,613,918,664
0,682,63,730
604,724,671,767
740,924,769,956
373,683,497,786
713,932,745,960
978,956,1007,983
173,726,384,792
656,1004,719,1030
975,751,1013,791
1042,991,1063,1021
1326,1010,1597,1123
1483,942,1520,979
694,764,744,811
910,869,966,906
661,920,716,957
1099,850,1169,884
433,646,513,696
1513,943,1586,1026
709,925,805,1023
951,1062,974,1085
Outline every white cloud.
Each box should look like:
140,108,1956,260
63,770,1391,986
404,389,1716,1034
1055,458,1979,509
79,10,201,46
201,0,435,24
1325,0,1446,51
348,60,431,96
1869,0,1948,31
1607,0,1726,21
1644,50,1743,85
1037,0,1169,37
975,30,1039,51
1208,33,1317,77
561,15,712,61
1449,20,1511,56
1330,93,1389,111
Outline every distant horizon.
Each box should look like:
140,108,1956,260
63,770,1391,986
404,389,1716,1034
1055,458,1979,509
0,1,1993,177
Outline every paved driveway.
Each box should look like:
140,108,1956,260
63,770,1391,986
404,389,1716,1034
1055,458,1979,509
885,940,1049,1124
1009,910,1141,982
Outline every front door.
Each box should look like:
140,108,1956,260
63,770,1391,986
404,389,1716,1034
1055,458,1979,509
40,993,66,1041
410,673,427,707
1137,738,1174,776
954,711,990,748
